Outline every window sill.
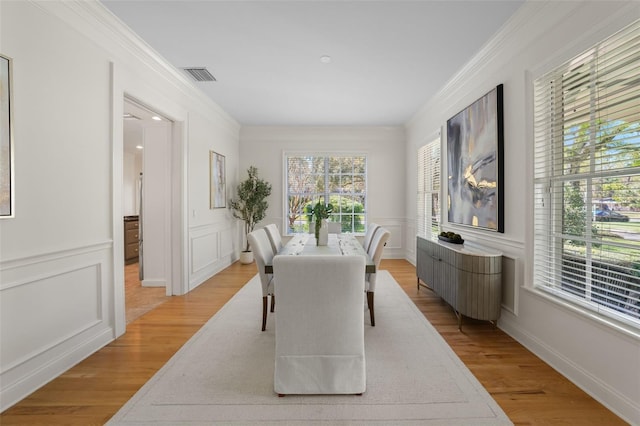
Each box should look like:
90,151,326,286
524,286,640,341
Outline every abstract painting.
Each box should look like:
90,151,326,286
446,84,504,232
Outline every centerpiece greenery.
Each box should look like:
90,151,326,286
229,166,272,260
309,200,333,244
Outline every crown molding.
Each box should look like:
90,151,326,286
407,0,639,128
30,0,239,131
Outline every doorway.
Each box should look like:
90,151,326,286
122,98,172,322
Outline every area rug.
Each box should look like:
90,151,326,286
107,271,512,425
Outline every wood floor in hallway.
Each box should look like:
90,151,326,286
0,259,627,425
124,262,169,323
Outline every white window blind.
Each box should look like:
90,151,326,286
417,137,441,239
533,19,640,327
285,154,367,234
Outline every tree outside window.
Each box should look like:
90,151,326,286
533,20,640,326
286,154,367,234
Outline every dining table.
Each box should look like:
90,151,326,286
264,233,375,274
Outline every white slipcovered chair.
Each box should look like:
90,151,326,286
247,228,276,331
264,223,283,254
361,223,380,253
365,227,390,327
273,255,366,396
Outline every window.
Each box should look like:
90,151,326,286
285,154,366,234
417,136,441,239
533,20,640,328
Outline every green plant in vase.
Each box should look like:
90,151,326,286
310,200,333,245
229,166,272,263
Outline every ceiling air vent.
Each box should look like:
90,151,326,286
183,67,217,82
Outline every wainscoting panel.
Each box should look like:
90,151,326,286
219,228,234,258
405,222,417,265
373,218,405,259
0,242,114,412
188,224,234,291
1,263,102,369
190,228,219,276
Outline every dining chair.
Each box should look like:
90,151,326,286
273,255,366,395
365,227,390,327
247,228,276,331
264,223,283,254
361,223,380,253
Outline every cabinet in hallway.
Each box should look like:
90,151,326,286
124,216,139,264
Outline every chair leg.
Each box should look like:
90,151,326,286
262,296,268,331
271,294,275,312
367,291,375,327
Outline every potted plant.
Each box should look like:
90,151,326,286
309,200,333,246
229,166,272,264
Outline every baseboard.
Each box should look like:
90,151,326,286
499,316,638,425
188,254,234,292
141,279,166,288
1,328,113,413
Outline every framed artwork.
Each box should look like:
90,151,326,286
446,84,504,232
210,151,226,209
1,54,14,218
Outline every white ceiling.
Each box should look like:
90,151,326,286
103,0,524,127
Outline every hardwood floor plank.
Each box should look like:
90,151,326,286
387,259,626,426
0,259,626,425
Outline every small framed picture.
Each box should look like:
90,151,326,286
1,54,14,218
210,151,226,209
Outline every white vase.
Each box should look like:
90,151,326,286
318,219,329,246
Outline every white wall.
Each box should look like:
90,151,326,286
123,150,142,216
0,1,240,411
187,109,239,290
2,0,638,420
239,126,406,258
405,2,640,423
140,124,171,288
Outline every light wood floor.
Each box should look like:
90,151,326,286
124,262,169,323
0,259,626,425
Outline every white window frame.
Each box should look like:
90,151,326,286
532,20,640,332
283,152,368,235
417,133,441,239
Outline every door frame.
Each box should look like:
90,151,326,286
111,64,188,337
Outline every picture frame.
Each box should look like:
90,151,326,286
446,84,504,232
1,54,14,218
210,151,226,209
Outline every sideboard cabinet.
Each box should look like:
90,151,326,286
416,236,502,330
124,216,140,264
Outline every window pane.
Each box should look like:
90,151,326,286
328,157,340,173
353,174,365,193
417,137,441,238
286,154,367,234
534,20,640,327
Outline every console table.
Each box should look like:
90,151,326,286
416,235,502,330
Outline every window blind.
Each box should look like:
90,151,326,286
533,19,640,327
417,138,441,239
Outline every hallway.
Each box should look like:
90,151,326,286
125,263,168,323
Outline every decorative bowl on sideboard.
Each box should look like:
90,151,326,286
438,235,464,244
